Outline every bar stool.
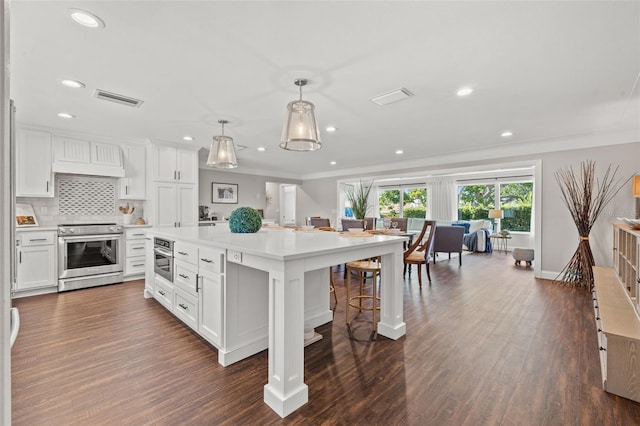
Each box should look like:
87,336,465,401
345,257,381,339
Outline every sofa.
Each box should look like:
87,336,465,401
407,218,493,253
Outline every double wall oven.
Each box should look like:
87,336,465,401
58,223,124,291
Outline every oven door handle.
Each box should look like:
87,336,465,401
154,247,173,257
60,235,122,243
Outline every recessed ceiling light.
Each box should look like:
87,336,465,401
68,9,105,28
57,112,75,119
61,79,85,89
326,126,337,132
456,87,473,97
501,131,513,137
257,147,266,152
330,161,337,165
395,150,404,155
183,136,194,141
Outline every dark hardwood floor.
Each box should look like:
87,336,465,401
11,252,640,425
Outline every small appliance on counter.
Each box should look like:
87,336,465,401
199,205,209,221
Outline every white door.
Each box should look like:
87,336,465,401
281,184,297,225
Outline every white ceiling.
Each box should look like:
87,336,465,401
10,1,640,179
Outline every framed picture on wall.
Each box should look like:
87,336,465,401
212,182,238,204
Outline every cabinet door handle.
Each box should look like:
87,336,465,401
125,185,129,195
29,238,47,242
132,247,144,250
196,274,199,293
174,170,177,180
132,263,144,267
158,290,166,296
201,258,213,263
46,181,49,192
177,251,188,256
19,251,21,263
178,170,181,180
179,303,188,310
178,273,189,279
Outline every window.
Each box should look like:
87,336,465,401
457,184,495,220
378,186,427,218
499,182,533,232
457,180,533,232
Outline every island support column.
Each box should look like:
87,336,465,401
377,246,407,339
264,258,308,417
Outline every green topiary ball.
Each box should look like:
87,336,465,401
229,207,263,233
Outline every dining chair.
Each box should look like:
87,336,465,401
363,217,376,231
310,217,331,228
403,220,437,287
391,217,408,231
341,218,364,231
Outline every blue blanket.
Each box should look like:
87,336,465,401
463,228,493,253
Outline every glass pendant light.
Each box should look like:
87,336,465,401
280,78,321,151
207,120,238,169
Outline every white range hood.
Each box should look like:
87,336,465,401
52,136,125,177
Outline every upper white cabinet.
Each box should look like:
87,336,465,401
151,145,197,183
152,182,197,227
16,128,54,197
52,136,125,177
120,145,146,199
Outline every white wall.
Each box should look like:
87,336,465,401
198,168,300,220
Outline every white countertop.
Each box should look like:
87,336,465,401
148,226,407,262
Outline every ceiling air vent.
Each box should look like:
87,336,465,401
94,89,144,108
370,87,413,106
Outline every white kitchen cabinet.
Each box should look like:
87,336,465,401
151,182,196,227
124,228,147,278
199,267,224,346
15,231,57,292
151,145,197,183
16,128,54,197
120,145,146,199
144,235,154,297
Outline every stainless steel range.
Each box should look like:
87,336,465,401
58,223,124,292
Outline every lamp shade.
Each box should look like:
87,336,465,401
207,135,238,169
633,175,640,197
279,99,321,151
488,209,504,219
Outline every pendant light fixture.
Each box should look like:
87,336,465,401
207,120,238,169
280,78,321,151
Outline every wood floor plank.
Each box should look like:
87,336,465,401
11,252,640,425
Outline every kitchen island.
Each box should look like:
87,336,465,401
145,226,407,417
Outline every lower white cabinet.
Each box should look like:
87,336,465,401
151,182,197,227
15,231,57,292
154,277,174,310
124,228,147,278
174,287,198,329
199,268,224,346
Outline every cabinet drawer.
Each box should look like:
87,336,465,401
174,241,198,265
174,288,198,329
198,246,225,273
19,232,55,246
126,240,146,257
154,278,174,311
125,256,145,276
125,229,147,240
174,259,198,296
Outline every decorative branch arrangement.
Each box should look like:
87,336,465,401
554,161,629,290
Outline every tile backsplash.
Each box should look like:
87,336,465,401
18,174,144,226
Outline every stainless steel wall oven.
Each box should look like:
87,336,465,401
153,237,174,282
58,223,124,291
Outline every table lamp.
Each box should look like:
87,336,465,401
633,175,640,218
488,209,504,232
